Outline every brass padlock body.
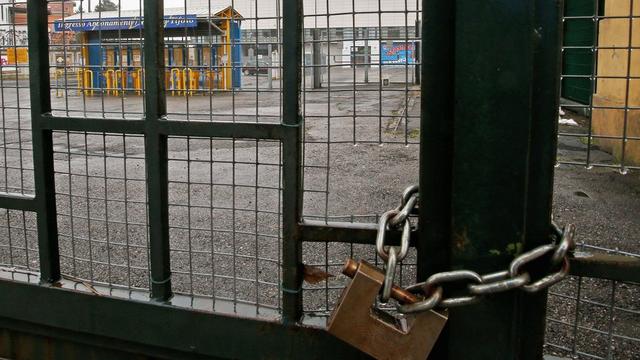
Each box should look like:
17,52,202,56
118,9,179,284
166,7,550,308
328,261,448,360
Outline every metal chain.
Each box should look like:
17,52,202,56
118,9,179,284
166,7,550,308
376,186,417,302
375,185,577,313
398,222,576,314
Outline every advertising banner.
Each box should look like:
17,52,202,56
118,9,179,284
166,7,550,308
54,15,198,32
381,42,416,64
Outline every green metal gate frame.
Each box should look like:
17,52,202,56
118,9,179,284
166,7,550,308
0,1,638,359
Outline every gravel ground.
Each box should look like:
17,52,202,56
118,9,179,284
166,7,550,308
0,70,637,358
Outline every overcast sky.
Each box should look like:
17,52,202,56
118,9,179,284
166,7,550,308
76,1,190,11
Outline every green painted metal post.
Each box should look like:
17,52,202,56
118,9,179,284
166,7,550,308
448,1,536,358
281,0,303,323
419,0,562,358
27,0,60,284
143,0,172,302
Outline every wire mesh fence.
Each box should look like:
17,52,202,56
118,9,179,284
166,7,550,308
546,251,640,359
0,0,33,195
53,131,150,290
167,136,283,316
0,0,636,358
0,208,37,271
558,0,640,173
0,0,36,274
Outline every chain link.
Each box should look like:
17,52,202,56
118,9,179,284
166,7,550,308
468,271,530,295
376,186,417,303
376,210,411,262
381,247,398,303
389,185,419,227
551,223,575,266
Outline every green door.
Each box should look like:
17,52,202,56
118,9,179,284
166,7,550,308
562,0,604,105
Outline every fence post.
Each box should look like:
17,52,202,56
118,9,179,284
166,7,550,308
281,0,303,324
27,0,60,284
143,0,172,302
419,0,562,358
313,29,322,89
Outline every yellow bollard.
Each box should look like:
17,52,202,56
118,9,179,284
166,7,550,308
204,70,214,91
77,68,95,96
181,68,187,96
77,68,84,95
114,70,121,96
114,69,127,96
170,68,183,96
121,69,128,94
132,69,143,95
55,69,64,97
205,69,222,91
84,70,94,96
191,69,200,95
182,68,199,96
105,69,116,95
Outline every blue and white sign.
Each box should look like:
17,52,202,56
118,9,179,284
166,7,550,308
54,15,198,32
381,42,416,64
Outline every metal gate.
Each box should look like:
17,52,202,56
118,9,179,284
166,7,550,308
0,0,637,359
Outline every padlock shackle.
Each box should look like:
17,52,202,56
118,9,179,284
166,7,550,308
341,259,420,305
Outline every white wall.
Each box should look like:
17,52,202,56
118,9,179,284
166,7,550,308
0,0,13,26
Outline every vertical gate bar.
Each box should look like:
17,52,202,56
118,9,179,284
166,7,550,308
281,0,303,323
414,18,421,85
519,1,565,358
418,0,455,357
27,0,60,283
447,0,536,358
143,0,172,302
418,0,454,286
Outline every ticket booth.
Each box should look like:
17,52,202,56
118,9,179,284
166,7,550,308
54,6,243,96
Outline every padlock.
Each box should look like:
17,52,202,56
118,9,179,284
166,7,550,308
328,259,448,360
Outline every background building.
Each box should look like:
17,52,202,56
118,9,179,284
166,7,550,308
186,0,421,67
0,1,75,66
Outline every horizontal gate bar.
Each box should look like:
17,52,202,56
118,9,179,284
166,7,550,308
0,279,366,360
0,193,36,212
39,115,292,140
158,120,293,140
301,222,639,283
0,321,212,360
300,220,417,246
570,252,640,283
41,115,146,134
